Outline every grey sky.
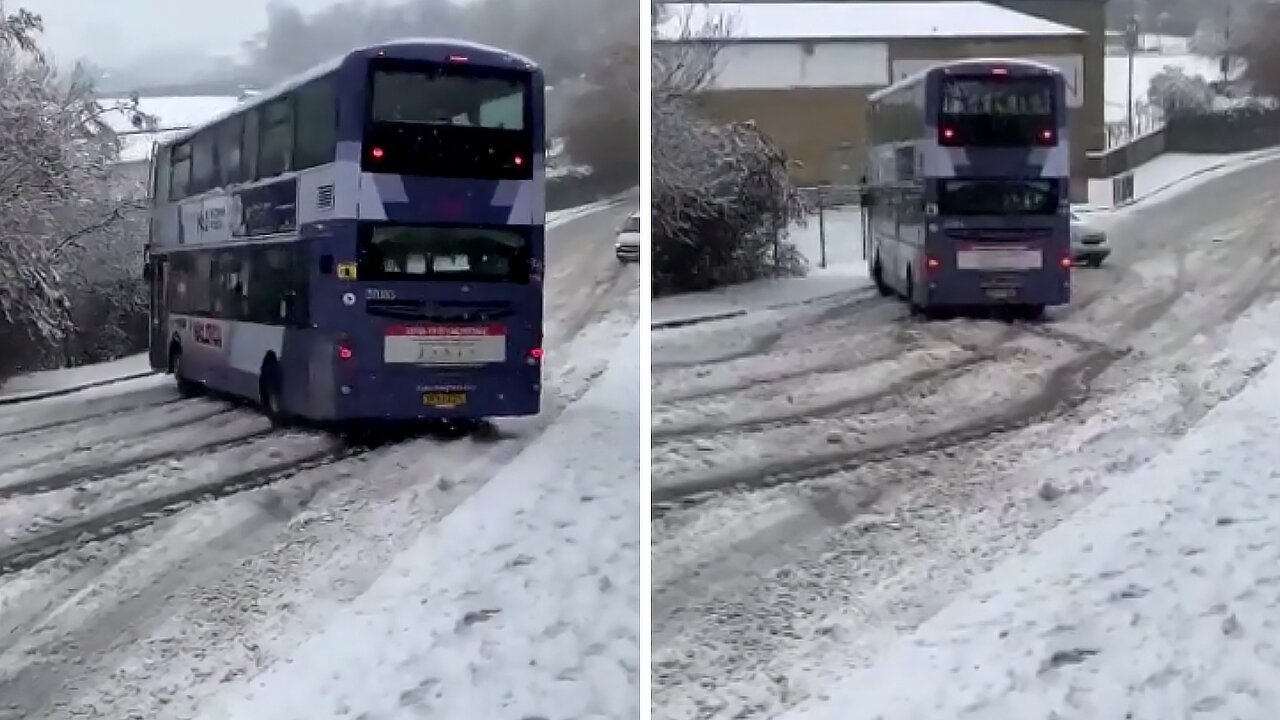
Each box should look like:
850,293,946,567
15,0,353,66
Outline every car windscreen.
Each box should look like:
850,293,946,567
357,224,530,283
621,215,640,233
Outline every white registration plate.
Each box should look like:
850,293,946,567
956,245,1043,271
384,325,507,365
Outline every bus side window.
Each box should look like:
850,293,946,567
258,96,294,178
294,76,336,170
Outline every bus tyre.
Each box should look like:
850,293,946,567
259,360,288,426
872,258,892,297
171,346,201,398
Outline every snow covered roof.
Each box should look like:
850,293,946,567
656,2,1085,42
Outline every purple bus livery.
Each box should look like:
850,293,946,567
143,38,546,427
863,58,1072,320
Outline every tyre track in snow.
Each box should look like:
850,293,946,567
0,442,361,576
0,408,270,498
651,157,1280,720
0,199,642,720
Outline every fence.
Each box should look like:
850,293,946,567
1087,106,1280,182
797,184,864,269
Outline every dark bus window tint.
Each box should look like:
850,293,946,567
357,225,529,283
242,107,260,180
217,115,245,185
942,77,1053,116
294,77,337,169
938,179,1059,216
370,65,526,130
191,130,217,194
258,97,293,178
152,145,171,202
169,141,192,199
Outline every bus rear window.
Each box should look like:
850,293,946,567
357,224,530,283
942,77,1053,116
939,76,1057,147
937,179,1059,216
370,64,526,130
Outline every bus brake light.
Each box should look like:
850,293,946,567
529,347,544,360
338,344,354,360
940,127,957,144
1060,255,1073,269
926,256,941,271
514,154,523,166
370,146,385,159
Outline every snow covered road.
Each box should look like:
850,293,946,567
782,313,1280,720
0,195,641,720
651,157,1280,719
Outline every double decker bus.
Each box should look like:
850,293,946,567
144,39,546,425
863,58,1071,319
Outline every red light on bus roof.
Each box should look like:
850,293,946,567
992,67,1008,75
513,154,523,166
448,55,469,63
370,146,384,159
941,127,956,140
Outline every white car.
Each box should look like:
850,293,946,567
1070,208,1110,267
615,211,641,263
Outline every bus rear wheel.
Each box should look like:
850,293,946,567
259,359,288,426
872,258,892,297
170,345,201,398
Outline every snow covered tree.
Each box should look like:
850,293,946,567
1233,0,1280,99
0,4,152,379
1147,65,1216,118
651,2,805,296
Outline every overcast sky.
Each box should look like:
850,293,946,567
16,0,353,66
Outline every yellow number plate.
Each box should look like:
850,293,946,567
422,392,466,408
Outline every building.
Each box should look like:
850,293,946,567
657,1,1102,199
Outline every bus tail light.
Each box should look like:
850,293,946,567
925,256,941,272
940,126,957,145
369,146,385,160
1060,255,1073,269
1037,129,1056,145
337,332,354,361
528,347,544,364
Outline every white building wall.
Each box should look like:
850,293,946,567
692,41,891,90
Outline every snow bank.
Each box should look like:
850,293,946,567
782,307,1280,720
199,325,641,720
0,353,151,399
1087,148,1280,210
652,207,871,327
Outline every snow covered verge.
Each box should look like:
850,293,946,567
652,207,872,328
781,319,1280,720
0,353,151,401
194,325,641,720
1087,147,1280,211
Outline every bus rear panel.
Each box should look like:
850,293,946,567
314,42,545,422
866,59,1071,316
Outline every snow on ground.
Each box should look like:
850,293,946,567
1086,147,1280,211
0,353,151,399
782,311,1280,720
195,325,640,720
652,207,872,327
548,195,632,228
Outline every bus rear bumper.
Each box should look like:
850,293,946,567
324,376,541,422
926,274,1070,308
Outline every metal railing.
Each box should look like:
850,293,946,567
797,184,864,269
